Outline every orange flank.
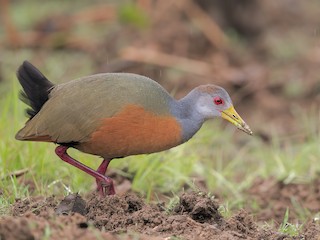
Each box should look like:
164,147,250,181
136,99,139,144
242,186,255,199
79,104,182,158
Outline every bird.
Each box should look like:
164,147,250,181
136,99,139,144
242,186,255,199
15,61,252,196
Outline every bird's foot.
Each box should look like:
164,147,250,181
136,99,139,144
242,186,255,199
96,177,115,196
96,158,114,196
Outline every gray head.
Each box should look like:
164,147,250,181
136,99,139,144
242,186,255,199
181,84,252,135
192,85,233,119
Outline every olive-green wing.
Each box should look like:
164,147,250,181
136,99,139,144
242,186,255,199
16,73,172,144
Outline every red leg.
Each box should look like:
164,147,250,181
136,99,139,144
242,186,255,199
55,145,115,196
96,158,114,195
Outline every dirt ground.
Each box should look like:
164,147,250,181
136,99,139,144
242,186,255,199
247,177,320,225
1,0,320,239
1,183,320,240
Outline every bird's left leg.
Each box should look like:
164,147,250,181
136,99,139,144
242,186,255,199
96,158,115,195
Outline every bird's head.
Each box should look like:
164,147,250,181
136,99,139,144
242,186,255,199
193,85,252,135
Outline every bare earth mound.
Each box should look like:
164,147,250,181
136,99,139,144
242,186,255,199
0,191,289,240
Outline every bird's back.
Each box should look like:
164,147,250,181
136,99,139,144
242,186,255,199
16,73,183,158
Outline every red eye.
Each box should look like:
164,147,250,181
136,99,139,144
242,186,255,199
214,96,224,105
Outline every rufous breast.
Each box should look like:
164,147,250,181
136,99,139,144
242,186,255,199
79,104,182,158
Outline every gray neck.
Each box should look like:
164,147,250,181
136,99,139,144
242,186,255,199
170,91,205,143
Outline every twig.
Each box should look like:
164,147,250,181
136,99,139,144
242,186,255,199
174,0,228,51
120,47,212,76
2,168,30,180
121,47,254,87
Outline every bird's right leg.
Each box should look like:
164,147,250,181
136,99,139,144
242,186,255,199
55,145,115,196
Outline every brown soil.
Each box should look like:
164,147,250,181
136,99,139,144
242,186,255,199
247,177,320,225
1,190,320,240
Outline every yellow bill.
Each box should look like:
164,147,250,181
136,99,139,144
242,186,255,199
221,106,253,135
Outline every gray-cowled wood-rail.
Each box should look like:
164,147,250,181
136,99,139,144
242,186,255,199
16,61,252,196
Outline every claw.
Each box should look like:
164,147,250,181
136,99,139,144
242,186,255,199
96,177,115,196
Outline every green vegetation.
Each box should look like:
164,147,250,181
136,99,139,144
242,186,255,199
278,208,301,236
118,3,150,28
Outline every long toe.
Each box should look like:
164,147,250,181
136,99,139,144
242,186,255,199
96,177,115,196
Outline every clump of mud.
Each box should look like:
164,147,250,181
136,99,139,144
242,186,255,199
173,192,223,224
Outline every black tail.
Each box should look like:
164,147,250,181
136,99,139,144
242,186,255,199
17,61,54,119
